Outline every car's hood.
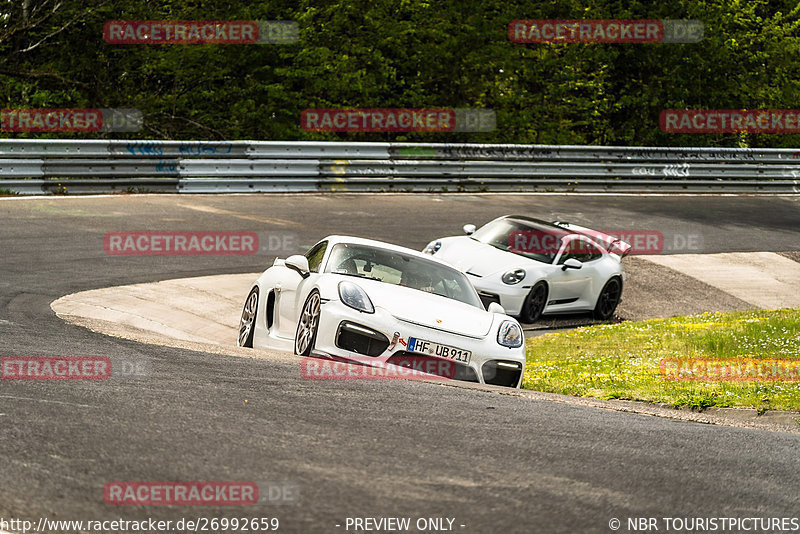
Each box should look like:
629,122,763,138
339,276,494,338
434,237,543,278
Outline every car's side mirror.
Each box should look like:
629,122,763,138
487,302,505,314
463,224,477,235
562,258,583,271
285,255,310,278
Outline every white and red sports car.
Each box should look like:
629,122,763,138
237,235,526,387
423,215,631,323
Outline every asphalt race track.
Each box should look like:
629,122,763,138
1,194,800,534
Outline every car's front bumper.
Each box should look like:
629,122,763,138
470,281,529,317
311,299,526,388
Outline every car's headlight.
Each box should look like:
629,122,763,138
497,320,523,348
501,269,526,285
338,281,374,313
423,240,442,254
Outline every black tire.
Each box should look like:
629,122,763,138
238,287,259,348
295,290,321,356
593,277,622,320
519,282,548,324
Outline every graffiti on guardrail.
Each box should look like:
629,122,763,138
0,141,793,194
125,141,164,156
322,163,398,176
628,163,695,177
396,145,557,159
124,141,236,156
155,161,178,173
178,142,233,156
662,163,690,176
394,145,753,162
614,147,756,161
418,146,754,162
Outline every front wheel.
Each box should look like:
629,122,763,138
593,277,622,320
238,287,259,348
519,282,547,324
295,290,321,356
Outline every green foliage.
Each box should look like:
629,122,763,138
523,309,800,411
1,1,799,145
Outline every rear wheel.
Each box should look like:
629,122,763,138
593,277,622,320
238,287,259,348
519,282,547,324
295,290,321,356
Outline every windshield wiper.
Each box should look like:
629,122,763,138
334,271,382,282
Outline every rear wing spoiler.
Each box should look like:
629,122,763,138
552,222,632,257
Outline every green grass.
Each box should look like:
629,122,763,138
0,187,18,196
523,309,800,411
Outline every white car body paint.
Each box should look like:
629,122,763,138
424,215,629,322
239,235,526,387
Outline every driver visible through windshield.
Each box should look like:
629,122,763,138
470,218,568,264
324,243,483,308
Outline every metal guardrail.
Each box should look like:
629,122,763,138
1,140,799,194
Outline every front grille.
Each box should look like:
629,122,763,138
477,291,501,310
481,360,523,387
335,322,389,357
387,352,479,382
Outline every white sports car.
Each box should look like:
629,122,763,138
237,235,526,387
423,215,631,323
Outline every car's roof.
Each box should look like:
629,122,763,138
491,215,614,253
496,214,566,231
317,235,457,267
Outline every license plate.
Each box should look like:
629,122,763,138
407,337,471,364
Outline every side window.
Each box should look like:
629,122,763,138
557,237,602,264
305,241,328,273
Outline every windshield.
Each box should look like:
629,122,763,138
471,218,568,264
324,243,483,309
